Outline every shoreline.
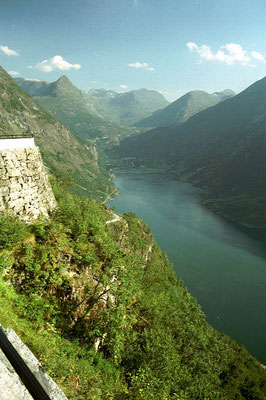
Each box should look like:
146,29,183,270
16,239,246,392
108,168,266,249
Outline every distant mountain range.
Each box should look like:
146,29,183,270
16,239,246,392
114,77,266,228
89,87,169,125
135,89,235,128
15,76,236,138
15,76,122,141
15,77,169,137
0,67,115,200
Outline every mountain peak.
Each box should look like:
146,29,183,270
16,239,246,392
47,75,82,98
56,75,73,86
186,90,209,98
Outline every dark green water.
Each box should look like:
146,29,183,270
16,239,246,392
109,173,266,363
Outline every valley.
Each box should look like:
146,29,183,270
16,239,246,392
114,76,266,228
2,2,266,398
1,62,266,399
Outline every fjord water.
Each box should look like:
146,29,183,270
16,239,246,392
109,173,266,363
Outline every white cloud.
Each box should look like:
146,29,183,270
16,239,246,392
0,45,19,56
8,70,20,76
159,90,186,102
128,61,155,71
35,55,81,72
120,84,128,89
251,51,265,61
187,42,253,66
128,62,148,69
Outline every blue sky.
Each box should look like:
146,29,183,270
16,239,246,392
1,0,266,101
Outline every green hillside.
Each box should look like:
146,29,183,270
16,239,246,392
0,66,115,200
114,76,266,227
0,183,265,399
135,90,235,128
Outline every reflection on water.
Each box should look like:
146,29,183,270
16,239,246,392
109,173,266,363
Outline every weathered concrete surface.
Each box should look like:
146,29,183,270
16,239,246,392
0,349,33,400
0,324,67,400
0,146,56,221
0,138,35,150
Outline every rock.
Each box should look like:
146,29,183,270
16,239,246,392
0,187,9,196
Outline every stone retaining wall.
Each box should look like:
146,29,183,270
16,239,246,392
0,146,56,221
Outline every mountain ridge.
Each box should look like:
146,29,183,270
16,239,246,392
16,77,170,131
135,89,235,128
14,76,144,142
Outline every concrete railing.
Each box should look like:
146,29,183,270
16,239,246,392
0,324,68,399
0,326,52,400
0,137,35,150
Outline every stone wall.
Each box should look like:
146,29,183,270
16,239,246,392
0,145,56,221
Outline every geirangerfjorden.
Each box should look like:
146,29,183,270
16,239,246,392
0,64,266,400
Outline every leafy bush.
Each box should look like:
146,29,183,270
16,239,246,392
0,213,29,249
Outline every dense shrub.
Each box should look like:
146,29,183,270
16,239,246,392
0,213,29,249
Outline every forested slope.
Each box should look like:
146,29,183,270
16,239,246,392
0,181,265,400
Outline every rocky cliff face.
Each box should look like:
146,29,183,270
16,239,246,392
0,144,56,221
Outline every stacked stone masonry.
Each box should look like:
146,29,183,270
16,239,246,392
0,146,56,221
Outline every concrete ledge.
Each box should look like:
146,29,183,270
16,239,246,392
0,324,68,400
0,138,35,151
